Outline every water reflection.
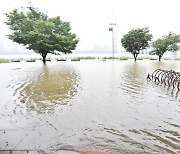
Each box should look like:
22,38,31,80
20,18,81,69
150,61,177,70
1,61,180,153
19,65,80,114
121,62,146,96
119,61,180,154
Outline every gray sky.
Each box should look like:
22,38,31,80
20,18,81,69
1,0,180,53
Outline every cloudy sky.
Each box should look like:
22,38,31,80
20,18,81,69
1,0,180,53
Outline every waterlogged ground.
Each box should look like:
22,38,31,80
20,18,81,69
0,60,180,154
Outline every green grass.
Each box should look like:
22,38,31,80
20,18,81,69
149,58,158,60
75,56,132,60
0,59,10,63
71,58,80,61
137,58,143,60
79,56,97,60
102,57,119,60
102,57,129,60
163,58,171,60
142,56,151,59
119,57,129,60
174,58,180,60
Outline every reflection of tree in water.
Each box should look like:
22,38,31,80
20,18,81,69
19,65,80,114
122,61,179,98
124,62,145,84
122,62,146,95
150,61,177,70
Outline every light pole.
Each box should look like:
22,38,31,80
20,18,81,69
109,23,116,60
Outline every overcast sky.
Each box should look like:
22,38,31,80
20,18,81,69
1,0,180,53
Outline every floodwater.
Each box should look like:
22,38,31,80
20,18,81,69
0,60,179,154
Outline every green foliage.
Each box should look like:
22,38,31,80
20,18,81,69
0,59,10,63
150,33,180,61
5,6,79,64
121,27,152,61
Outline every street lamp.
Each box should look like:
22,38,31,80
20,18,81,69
109,23,116,60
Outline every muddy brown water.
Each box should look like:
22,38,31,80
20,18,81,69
0,60,179,154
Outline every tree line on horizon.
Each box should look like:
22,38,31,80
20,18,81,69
5,5,180,63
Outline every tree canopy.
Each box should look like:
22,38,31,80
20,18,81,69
5,6,79,64
150,33,180,61
121,27,152,61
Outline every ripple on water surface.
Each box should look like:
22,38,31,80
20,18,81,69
0,60,179,153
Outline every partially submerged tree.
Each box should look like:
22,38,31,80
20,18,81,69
150,33,180,61
121,27,152,61
5,6,79,64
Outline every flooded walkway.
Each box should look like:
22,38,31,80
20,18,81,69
0,60,179,153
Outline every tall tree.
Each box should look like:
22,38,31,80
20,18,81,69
150,33,180,61
121,27,152,61
5,6,79,64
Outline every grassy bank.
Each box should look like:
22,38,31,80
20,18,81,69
0,59,10,63
72,56,180,61
0,56,180,63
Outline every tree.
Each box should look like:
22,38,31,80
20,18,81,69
150,33,180,61
5,6,79,64
121,27,152,61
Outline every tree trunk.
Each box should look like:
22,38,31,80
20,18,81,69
41,52,47,65
133,53,138,61
158,55,162,61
